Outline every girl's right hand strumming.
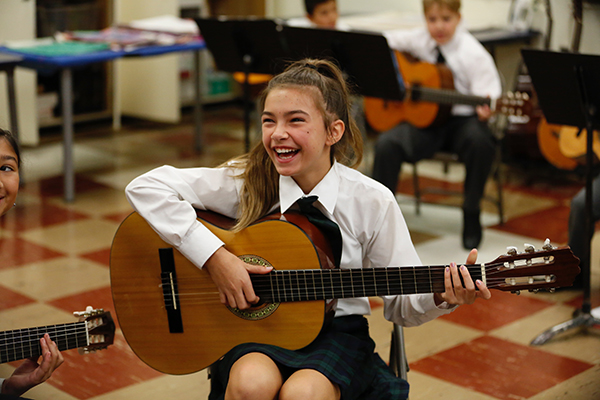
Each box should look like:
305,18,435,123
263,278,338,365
204,247,273,309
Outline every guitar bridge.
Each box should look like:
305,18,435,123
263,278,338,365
159,248,184,333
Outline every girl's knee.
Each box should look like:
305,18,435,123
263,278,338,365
279,370,340,400
225,353,282,400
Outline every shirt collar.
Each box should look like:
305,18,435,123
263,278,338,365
279,161,340,215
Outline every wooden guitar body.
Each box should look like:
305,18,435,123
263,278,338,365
537,116,579,170
110,211,334,375
110,212,579,375
364,51,454,132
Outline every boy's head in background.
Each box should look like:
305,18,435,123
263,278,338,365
305,0,339,29
423,0,461,45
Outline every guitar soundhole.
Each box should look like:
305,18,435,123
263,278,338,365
227,255,280,321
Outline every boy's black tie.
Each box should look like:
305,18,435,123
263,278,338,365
296,196,342,267
436,46,446,64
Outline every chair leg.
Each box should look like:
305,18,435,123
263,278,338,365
412,163,421,215
390,324,409,381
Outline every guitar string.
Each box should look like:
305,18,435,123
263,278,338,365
160,263,514,289
158,262,559,304
0,325,88,344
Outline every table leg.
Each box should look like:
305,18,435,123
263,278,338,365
6,67,19,142
61,67,75,203
193,50,203,152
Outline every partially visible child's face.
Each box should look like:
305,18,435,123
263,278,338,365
261,86,342,193
308,0,339,29
0,138,19,217
425,3,461,45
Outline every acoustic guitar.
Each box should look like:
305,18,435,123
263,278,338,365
363,51,532,132
0,307,115,364
537,118,600,170
110,211,580,375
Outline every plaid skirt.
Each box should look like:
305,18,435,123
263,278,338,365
208,315,409,400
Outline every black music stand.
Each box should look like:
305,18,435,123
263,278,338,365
195,18,406,151
282,26,405,101
195,18,290,151
521,49,600,345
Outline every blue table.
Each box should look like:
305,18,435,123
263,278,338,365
0,40,206,202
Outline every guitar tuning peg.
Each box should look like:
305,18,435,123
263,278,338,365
542,238,554,250
548,288,556,293
522,92,529,101
507,246,518,255
507,91,514,98
511,290,521,295
524,244,535,253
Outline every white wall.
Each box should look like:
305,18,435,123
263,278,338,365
267,0,600,56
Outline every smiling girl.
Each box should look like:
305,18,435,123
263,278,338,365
0,129,65,398
126,59,490,400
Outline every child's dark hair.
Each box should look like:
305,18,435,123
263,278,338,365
304,0,333,15
0,129,21,168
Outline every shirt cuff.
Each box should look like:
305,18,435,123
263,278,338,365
177,220,225,269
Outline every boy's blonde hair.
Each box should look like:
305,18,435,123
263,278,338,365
423,0,461,13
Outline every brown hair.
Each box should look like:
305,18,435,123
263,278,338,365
229,58,363,231
423,0,461,13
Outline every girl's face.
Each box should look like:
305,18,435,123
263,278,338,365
262,87,343,194
425,3,461,45
0,138,19,217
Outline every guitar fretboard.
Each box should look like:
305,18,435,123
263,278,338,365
0,322,88,364
414,87,492,108
251,265,484,303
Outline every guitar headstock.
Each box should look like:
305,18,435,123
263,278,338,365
73,306,116,354
496,91,534,121
484,239,581,294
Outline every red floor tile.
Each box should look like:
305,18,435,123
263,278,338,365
46,332,163,399
0,238,65,270
504,178,583,201
398,176,463,204
48,287,118,329
80,248,111,267
0,286,36,310
0,202,89,232
440,290,554,331
490,204,570,244
410,335,593,400
104,211,133,224
20,175,110,198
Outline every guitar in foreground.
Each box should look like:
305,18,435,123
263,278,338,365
0,307,115,364
363,51,533,132
110,211,580,375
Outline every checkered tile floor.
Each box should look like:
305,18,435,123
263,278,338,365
1,106,599,399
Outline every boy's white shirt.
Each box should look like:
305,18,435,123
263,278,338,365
384,22,502,116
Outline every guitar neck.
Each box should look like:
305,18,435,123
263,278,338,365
0,321,88,363
251,264,484,302
413,86,492,109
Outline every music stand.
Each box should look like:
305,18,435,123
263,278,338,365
282,26,405,101
195,18,407,151
521,49,600,345
195,18,290,151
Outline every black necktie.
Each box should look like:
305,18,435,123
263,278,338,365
296,196,343,267
436,46,446,64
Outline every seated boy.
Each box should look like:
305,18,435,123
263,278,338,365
371,0,502,250
286,0,351,30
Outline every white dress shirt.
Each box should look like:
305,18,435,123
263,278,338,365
384,24,502,116
125,161,456,327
